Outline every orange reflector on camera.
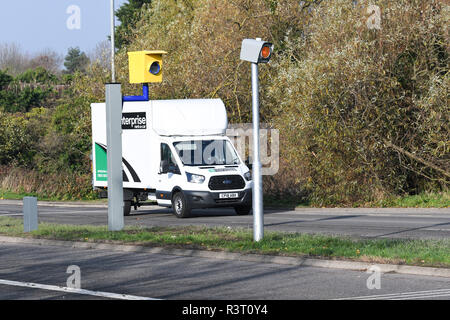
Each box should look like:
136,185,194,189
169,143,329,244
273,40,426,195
261,46,271,59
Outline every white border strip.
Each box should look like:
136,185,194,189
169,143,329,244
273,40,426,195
0,279,160,300
336,288,450,300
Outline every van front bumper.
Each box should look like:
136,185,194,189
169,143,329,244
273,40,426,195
183,189,252,209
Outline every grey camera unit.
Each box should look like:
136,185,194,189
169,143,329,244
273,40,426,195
240,39,273,64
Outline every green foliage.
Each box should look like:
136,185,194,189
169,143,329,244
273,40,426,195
0,70,13,89
0,68,56,113
0,113,34,165
115,0,152,49
376,191,450,208
269,0,449,204
15,86,52,113
64,47,90,74
0,166,97,200
16,67,57,84
27,96,93,175
0,84,54,113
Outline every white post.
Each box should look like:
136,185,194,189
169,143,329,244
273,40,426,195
110,0,116,82
23,197,38,233
252,60,263,242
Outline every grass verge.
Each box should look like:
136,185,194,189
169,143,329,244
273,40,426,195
374,191,450,208
1,189,448,208
258,191,449,208
263,195,310,209
0,189,107,203
0,216,448,268
0,189,58,201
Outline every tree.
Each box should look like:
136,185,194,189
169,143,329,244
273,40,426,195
0,45,63,75
0,43,29,76
115,0,152,49
0,68,56,113
89,40,111,71
0,70,12,89
16,67,57,84
29,49,63,75
63,47,90,74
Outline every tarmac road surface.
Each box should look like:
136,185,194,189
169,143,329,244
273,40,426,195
0,242,449,300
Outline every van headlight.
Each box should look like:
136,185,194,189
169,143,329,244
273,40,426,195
244,171,252,181
186,172,205,184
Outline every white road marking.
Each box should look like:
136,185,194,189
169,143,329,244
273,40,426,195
337,288,450,300
390,293,450,300
0,279,160,300
268,211,450,218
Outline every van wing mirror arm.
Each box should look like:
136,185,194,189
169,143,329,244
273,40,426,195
245,157,252,170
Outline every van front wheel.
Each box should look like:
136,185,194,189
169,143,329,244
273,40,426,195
234,206,251,216
172,192,191,218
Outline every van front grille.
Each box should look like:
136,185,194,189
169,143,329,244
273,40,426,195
208,175,245,190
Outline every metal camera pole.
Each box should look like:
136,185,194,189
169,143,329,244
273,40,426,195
110,0,116,82
104,0,123,231
252,41,263,242
240,37,272,242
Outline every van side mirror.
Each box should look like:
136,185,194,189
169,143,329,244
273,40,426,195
160,160,169,174
245,157,252,170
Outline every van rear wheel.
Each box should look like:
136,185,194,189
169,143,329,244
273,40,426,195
172,192,191,218
124,200,131,216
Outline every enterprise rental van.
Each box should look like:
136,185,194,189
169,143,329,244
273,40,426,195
91,98,252,218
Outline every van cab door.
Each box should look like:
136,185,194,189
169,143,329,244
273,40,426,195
157,143,183,203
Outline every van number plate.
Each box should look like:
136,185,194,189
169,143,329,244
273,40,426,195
219,193,239,199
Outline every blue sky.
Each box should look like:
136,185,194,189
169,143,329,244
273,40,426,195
0,0,128,56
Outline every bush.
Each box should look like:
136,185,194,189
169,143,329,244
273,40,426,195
0,113,34,166
45,96,93,173
15,67,57,84
269,0,449,205
0,166,96,200
0,68,56,113
0,70,12,89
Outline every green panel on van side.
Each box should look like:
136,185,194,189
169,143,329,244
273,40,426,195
95,143,108,181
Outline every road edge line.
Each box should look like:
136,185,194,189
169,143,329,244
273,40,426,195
0,279,160,300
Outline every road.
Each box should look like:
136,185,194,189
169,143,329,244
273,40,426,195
0,200,449,239
0,242,449,300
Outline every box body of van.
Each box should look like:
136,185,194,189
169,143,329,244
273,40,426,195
91,99,252,217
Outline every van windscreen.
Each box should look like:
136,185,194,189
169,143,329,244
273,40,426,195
173,140,240,166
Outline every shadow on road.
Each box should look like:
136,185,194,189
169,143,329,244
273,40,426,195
128,205,311,219
369,221,450,239
264,215,363,227
129,207,238,218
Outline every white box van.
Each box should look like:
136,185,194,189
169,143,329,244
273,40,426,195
91,98,252,218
